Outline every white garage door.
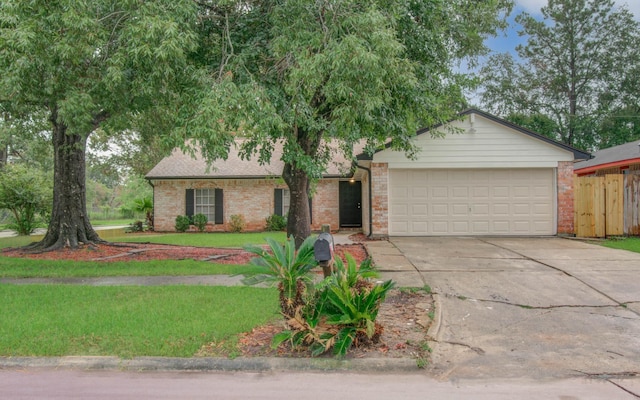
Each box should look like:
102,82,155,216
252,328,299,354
389,169,555,236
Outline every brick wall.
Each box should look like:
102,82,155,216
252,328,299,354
151,178,340,232
370,163,389,238
557,161,575,235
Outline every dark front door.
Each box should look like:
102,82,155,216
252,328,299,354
339,181,362,227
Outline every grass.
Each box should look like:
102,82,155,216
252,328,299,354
0,236,35,249
602,237,640,253
112,232,287,247
0,231,288,250
0,257,263,278
91,219,135,226
0,231,289,278
0,231,288,358
0,285,279,358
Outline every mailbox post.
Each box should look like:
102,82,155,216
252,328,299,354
314,231,335,277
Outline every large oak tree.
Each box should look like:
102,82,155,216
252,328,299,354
193,0,513,246
0,1,217,250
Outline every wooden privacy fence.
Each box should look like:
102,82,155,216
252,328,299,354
574,174,640,237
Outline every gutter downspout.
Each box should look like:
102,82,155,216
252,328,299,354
357,165,373,238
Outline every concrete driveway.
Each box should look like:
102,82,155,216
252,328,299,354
368,237,640,381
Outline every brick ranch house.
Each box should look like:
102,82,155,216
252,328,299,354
146,109,591,237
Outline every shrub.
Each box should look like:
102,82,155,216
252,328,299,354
265,214,286,231
175,215,191,232
192,213,208,232
244,242,394,358
126,220,145,233
229,214,245,233
0,164,52,235
242,236,317,319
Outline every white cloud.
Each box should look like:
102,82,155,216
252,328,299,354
515,0,547,15
515,0,639,20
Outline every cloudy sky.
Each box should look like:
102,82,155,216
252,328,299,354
486,0,639,54
516,0,640,17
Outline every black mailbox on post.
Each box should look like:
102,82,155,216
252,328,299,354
314,232,334,277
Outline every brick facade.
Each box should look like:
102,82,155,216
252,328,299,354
151,178,340,232
370,163,389,238
556,161,575,235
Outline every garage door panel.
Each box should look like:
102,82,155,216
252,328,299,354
432,203,448,216
411,204,428,216
389,169,555,236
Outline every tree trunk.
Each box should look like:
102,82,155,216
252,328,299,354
282,162,311,249
33,113,102,251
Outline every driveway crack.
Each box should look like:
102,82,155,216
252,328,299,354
430,339,485,355
573,370,640,398
464,298,638,320
477,238,637,315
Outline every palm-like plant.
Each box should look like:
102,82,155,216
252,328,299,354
242,236,317,319
133,196,153,229
272,253,394,357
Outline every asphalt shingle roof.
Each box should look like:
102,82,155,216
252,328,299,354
574,140,640,171
145,140,358,179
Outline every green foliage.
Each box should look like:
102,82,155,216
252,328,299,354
0,285,278,357
125,220,145,233
0,1,226,244
111,231,288,248
242,236,317,318
271,254,394,357
0,256,263,279
192,213,208,232
602,237,640,254
175,215,191,232
480,0,640,149
133,196,154,229
191,0,512,242
265,214,287,231
229,214,245,233
0,164,52,235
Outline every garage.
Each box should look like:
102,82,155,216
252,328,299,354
360,109,591,238
388,168,555,236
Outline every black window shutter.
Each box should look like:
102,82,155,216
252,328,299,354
274,189,283,216
185,189,194,217
308,197,313,224
214,188,224,224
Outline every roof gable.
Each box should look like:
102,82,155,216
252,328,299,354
367,109,590,168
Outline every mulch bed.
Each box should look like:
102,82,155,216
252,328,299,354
2,241,370,265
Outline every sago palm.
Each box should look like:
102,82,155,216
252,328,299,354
243,236,317,319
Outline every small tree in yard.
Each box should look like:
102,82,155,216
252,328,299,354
0,164,52,235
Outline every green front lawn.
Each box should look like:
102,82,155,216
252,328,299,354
0,257,263,279
0,231,286,358
0,231,288,250
0,285,279,358
112,231,287,247
602,237,640,253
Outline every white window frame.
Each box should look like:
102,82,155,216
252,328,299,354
195,189,215,222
